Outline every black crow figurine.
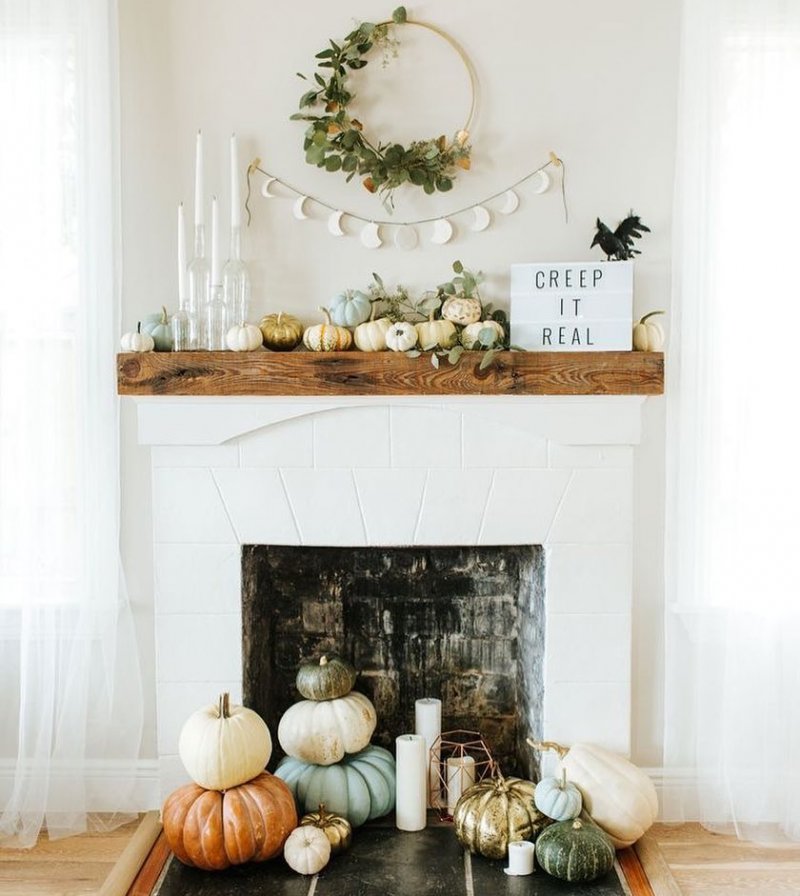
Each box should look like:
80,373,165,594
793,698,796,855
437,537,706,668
591,212,650,260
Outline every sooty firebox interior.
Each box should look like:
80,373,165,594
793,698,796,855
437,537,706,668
241,545,544,778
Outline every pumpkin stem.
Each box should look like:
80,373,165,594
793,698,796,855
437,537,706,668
218,692,231,719
527,738,569,760
428,311,435,323
161,305,169,324
319,656,328,666
640,310,665,324
561,767,567,790
317,305,332,326
277,312,283,325
137,322,142,333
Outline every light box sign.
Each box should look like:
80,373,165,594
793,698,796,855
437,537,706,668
510,261,633,351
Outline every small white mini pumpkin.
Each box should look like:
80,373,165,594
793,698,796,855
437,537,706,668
385,321,418,352
460,320,505,349
283,825,331,875
354,308,391,352
632,311,665,351
534,768,583,821
178,692,273,791
226,322,263,352
120,323,154,353
416,313,457,350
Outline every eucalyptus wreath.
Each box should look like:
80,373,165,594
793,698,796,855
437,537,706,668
290,6,473,208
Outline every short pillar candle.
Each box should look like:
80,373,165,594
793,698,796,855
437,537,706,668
446,755,476,813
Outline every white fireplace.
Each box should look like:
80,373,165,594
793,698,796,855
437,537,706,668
137,394,641,799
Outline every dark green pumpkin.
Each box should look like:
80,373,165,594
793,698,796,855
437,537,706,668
535,818,615,883
295,655,357,701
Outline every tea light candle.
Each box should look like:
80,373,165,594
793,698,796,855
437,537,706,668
395,734,427,832
446,755,475,813
414,697,441,807
504,841,535,876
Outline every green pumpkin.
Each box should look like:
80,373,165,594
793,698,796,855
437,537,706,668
141,306,173,351
535,818,615,883
275,745,395,828
328,290,372,328
296,655,357,701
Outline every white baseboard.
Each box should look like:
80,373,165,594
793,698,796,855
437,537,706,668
642,766,701,822
0,758,160,814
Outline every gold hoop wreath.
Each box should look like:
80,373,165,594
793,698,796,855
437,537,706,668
290,6,479,209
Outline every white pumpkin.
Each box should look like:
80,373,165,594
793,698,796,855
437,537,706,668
632,311,665,351
120,323,154,353
415,313,457,350
441,295,482,326
529,739,658,848
278,691,377,766
226,322,263,352
354,315,391,352
179,692,273,791
385,321,418,353
460,320,504,349
283,825,331,875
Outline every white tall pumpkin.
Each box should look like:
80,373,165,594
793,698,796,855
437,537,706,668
529,739,658,848
278,691,377,766
179,693,272,791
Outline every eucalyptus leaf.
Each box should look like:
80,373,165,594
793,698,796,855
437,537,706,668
300,90,319,108
452,261,464,274
405,349,421,358
479,350,498,371
448,345,464,365
392,6,407,23
431,352,440,369
325,155,342,172
478,327,497,347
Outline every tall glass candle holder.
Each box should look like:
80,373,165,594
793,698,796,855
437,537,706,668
186,224,209,349
204,284,229,350
222,226,250,326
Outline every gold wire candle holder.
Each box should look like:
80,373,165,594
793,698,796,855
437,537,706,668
429,729,495,820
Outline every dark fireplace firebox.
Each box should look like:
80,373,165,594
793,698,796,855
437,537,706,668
241,545,544,778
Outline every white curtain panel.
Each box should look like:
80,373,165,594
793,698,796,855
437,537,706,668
0,0,144,847
665,0,800,840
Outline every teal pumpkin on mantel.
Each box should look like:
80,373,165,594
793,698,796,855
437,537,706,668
275,744,395,828
141,306,173,351
328,290,372,328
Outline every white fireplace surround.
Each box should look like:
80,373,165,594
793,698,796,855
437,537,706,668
138,395,642,799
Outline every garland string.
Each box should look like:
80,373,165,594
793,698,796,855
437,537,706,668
244,151,568,228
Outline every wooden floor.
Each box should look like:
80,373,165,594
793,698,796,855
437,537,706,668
2,821,800,896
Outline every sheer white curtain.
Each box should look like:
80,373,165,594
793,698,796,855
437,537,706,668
0,0,144,847
665,0,800,841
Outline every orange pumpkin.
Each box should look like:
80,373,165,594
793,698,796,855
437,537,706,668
162,772,298,870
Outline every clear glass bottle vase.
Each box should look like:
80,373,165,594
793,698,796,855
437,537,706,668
222,226,250,326
186,224,209,349
205,284,229,351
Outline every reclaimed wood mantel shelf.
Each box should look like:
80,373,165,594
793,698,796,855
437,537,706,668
116,350,664,397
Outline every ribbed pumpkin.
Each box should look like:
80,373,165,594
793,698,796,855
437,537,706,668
535,818,615,883
277,691,376,765
529,739,658,848
141,306,173,351
453,773,550,860
302,308,352,352
329,289,372,327
415,313,457,350
353,309,391,352
259,312,304,351
178,693,272,791
283,825,331,875
300,804,352,854
441,295,482,326
460,320,504,349
161,772,297,871
275,744,396,827
296,655,357,701
534,769,582,821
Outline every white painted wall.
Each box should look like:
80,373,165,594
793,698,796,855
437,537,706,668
118,0,679,765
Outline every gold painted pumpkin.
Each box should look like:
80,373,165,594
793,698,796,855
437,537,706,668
259,312,304,351
161,772,297,871
529,739,658,848
453,773,550,860
178,692,272,791
441,295,482,326
296,655,357,701
300,804,352,854
277,691,377,766
415,313,457,350
303,307,352,352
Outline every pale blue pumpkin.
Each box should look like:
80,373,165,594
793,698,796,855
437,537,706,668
534,769,583,821
328,290,372,328
275,744,395,827
141,306,173,351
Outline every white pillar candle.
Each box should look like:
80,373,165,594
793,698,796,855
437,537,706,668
194,130,204,227
210,195,220,287
446,755,476,813
414,697,441,808
395,734,427,832
230,133,240,229
505,841,535,876
177,202,187,305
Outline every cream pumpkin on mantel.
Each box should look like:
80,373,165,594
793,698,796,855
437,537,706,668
178,692,272,791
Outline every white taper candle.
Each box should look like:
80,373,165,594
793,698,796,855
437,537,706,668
210,195,220,286
230,133,240,229
395,734,427,832
194,130,204,227
414,698,441,808
177,202,187,304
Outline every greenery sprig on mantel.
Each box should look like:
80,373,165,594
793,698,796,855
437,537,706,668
291,6,473,209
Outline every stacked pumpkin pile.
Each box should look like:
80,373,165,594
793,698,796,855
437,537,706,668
452,738,659,884
161,693,297,871
274,656,397,829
